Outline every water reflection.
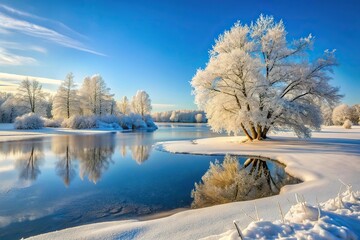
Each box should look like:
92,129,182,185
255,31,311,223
52,134,116,184
117,132,153,164
52,136,77,186
191,155,300,208
0,132,155,187
131,145,151,164
15,142,44,181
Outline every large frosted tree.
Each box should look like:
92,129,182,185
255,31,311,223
16,79,47,115
191,15,341,141
131,90,152,117
118,96,130,115
52,73,79,119
79,74,113,116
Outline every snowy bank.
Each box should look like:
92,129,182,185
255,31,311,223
205,187,360,239
26,126,360,239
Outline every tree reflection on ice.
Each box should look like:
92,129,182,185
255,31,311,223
15,142,44,181
191,155,300,208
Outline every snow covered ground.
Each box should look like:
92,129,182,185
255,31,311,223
7,125,360,239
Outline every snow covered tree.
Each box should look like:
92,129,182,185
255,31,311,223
131,90,152,117
16,79,47,115
320,103,334,126
118,96,130,115
169,111,179,122
52,73,79,119
191,15,341,141
79,74,113,116
195,113,204,123
151,110,207,123
352,104,360,125
332,104,353,125
0,93,26,122
343,119,352,129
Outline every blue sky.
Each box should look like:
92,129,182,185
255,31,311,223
0,0,359,112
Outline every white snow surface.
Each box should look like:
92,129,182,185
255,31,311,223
11,125,360,239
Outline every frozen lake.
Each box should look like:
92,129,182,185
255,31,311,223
0,123,298,239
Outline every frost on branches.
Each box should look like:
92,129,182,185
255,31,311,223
131,90,152,118
191,15,341,141
52,72,80,119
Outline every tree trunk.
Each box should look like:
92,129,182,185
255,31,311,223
250,124,258,139
256,125,263,140
240,123,253,141
261,126,270,139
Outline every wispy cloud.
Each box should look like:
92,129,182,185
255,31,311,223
0,47,37,65
0,72,62,93
0,4,105,64
0,41,47,54
0,72,62,85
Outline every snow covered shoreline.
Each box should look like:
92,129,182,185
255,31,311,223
0,123,153,143
15,126,360,239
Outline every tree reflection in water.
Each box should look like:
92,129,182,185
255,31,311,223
52,134,116,185
117,132,152,164
15,141,44,181
52,136,77,186
76,134,115,184
191,155,300,208
130,145,151,164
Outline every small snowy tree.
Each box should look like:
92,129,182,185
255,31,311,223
195,113,203,123
52,73,79,119
343,119,352,129
332,104,352,125
118,96,130,115
169,111,179,122
14,113,44,129
131,90,152,117
16,79,47,115
191,15,341,141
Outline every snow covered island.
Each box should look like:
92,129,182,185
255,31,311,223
25,126,360,239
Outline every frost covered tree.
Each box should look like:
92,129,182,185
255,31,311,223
195,113,204,123
52,73,79,119
191,15,342,141
343,119,352,129
169,111,179,122
320,103,334,126
332,104,353,125
151,110,207,123
131,90,152,117
118,96,130,115
16,79,47,115
0,93,27,122
352,104,360,125
79,74,113,116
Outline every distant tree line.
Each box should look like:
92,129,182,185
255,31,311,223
0,73,153,126
152,110,207,123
